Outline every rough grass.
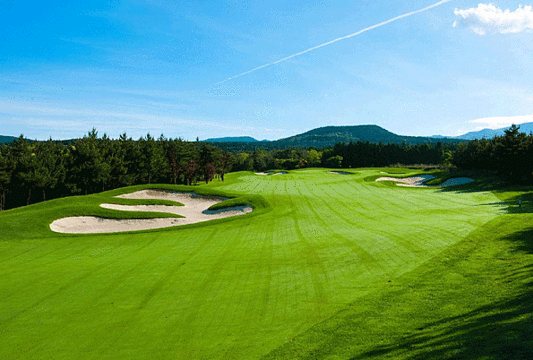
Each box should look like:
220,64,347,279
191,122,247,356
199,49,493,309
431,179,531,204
1,168,531,359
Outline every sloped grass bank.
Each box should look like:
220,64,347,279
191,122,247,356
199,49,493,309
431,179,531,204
262,214,533,359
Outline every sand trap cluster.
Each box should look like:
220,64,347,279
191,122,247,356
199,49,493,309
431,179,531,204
50,190,252,234
376,175,474,188
255,171,287,176
328,171,355,175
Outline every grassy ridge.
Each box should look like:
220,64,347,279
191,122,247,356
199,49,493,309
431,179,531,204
0,169,530,359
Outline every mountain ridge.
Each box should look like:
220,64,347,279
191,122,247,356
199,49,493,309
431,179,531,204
2,125,463,147
455,122,533,140
8,123,530,147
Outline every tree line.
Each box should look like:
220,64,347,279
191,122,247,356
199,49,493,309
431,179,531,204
0,130,453,211
4,126,531,211
450,124,533,183
229,141,451,173
0,129,233,210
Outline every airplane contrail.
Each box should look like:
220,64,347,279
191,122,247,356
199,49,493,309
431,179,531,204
216,0,452,85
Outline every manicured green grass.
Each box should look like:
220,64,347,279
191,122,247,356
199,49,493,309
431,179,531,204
262,214,533,359
1,169,532,359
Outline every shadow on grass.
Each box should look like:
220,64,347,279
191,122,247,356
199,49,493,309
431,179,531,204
352,227,533,360
475,197,533,214
436,175,533,214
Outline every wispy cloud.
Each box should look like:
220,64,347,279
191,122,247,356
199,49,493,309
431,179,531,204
216,0,452,85
469,114,533,130
454,3,533,35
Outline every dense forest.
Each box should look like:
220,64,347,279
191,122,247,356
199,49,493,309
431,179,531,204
450,124,533,182
1,125,531,211
0,130,232,210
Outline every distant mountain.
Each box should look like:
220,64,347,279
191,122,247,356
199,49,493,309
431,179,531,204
273,125,463,147
456,122,533,140
3,125,466,150
0,135,17,144
430,135,451,138
204,136,261,143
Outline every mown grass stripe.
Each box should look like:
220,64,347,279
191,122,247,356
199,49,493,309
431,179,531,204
1,233,164,325
261,214,533,359
298,186,384,281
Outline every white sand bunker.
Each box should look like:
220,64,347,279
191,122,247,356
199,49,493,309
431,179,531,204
328,171,355,175
376,175,435,187
50,190,252,234
255,171,287,176
376,175,474,188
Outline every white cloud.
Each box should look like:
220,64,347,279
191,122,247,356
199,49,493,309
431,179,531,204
453,3,533,35
469,114,533,129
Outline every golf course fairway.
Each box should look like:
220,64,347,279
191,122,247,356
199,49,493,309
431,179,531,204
1,168,532,359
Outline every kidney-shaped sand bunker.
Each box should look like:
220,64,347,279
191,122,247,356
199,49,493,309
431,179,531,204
50,190,252,234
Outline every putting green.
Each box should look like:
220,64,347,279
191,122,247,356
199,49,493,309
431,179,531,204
0,168,525,359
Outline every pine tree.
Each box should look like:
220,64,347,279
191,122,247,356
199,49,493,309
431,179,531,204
218,152,233,182
0,145,12,211
199,144,220,183
34,140,66,201
70,129,106,195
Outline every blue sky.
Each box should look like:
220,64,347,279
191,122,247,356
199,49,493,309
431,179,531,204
1,0,532,140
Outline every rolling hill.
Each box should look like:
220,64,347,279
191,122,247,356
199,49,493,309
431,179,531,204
456,121,533,140
203,125,465,151
273,125,464,147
